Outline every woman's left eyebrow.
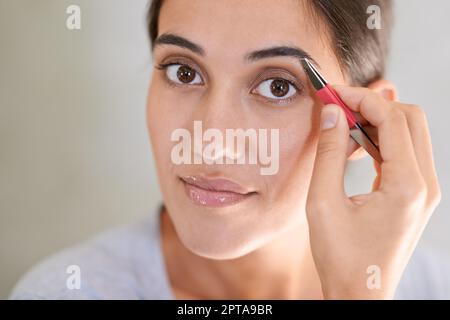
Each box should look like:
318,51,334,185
245,46,320,69
154,33,320,68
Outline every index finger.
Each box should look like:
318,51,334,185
333,85,422,187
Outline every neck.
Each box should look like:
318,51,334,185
160,208,323,299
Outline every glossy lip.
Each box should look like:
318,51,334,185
180,175,257,207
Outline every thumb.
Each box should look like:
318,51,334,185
309,104,349,200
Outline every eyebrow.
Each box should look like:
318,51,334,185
154,33,320,68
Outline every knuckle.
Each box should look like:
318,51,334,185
388,106,407,123
359,90,371,106
427,183,442,210
316,137,342,160
316,143,336,159
306,197,333,215
359,90,379,112
407,104,428,122
394,179,427,209
305,200,315,216
407,104,425,116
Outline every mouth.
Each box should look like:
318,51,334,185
179,175,257,207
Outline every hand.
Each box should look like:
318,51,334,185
305,85,441,299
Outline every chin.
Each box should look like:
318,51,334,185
171,212,281,260
180,233,267,260
164,184,307,260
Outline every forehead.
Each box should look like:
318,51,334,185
158,0,324,56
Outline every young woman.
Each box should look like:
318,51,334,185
11,0,448,299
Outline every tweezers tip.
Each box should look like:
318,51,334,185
299,57,310,69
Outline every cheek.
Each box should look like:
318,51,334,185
279,120,317,178
266,103,321,204
146,81,185,167
280,98,320,171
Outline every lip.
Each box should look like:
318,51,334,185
180,175,256,207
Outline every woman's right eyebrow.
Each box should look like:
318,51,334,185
154,33,205,55
154,33,320,68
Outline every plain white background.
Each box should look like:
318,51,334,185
1,0,449,298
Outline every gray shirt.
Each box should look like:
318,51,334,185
9,210,450,299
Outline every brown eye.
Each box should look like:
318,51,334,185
177,65,196,83
270,79,290,97
165,64,202,85
254,78,297,101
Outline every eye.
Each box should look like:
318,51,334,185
164,64,203,85
253,78,298,101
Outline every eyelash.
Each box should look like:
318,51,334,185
154,61,303,105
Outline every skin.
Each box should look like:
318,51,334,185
146,0,441,299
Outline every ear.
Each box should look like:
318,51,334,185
347,79,398,161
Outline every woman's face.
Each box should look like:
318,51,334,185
147,0,347,259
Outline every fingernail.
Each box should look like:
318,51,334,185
321,104,339,130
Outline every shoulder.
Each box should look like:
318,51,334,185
396,245,450,299
9,214,173,299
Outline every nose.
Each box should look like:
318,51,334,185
189,82,252,163
194,82,248,130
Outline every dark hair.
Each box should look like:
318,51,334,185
147,0,393,86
